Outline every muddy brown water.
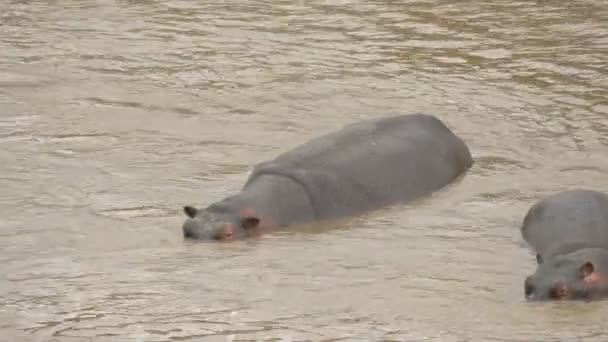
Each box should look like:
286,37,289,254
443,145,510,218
1,0,608,341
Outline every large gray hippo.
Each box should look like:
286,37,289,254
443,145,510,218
522,189,608,301
182,113,473,240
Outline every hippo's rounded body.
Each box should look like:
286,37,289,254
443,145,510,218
182,113,473,240
522,189,608,301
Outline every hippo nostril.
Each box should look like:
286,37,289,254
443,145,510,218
524,278,535,297
183,219,199,239
216,224,235,240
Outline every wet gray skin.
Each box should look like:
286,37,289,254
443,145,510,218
182,173,317,240
524,253,595,301
521,190,608,301
181,113,473,241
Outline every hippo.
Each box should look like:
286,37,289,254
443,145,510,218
182,113,473,240
522,189,608,301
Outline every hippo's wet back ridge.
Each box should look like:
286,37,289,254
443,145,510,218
182,113,473,240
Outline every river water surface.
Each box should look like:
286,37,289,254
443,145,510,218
2,0,608,341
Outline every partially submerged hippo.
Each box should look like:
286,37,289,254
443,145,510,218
182,113,473,240
522,189,608,301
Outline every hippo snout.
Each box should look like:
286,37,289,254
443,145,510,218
182,218,200,239
524,276,537,300
182,217,236,240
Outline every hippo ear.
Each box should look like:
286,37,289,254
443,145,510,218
536,253,543,264
241,217,260,230
183,206,198,218
579,262,595,278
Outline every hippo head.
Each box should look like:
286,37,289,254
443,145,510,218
181,206,260,240
524,257,606,301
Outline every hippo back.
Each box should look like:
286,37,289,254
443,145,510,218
521,189,608,258
243,113,473,221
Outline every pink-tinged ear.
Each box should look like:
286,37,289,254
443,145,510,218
579,262,595,278
241,217,260,230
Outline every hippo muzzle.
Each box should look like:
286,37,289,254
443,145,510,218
181,218,232,240
524,260,596,301
182,217,239,241
181,206,260,241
